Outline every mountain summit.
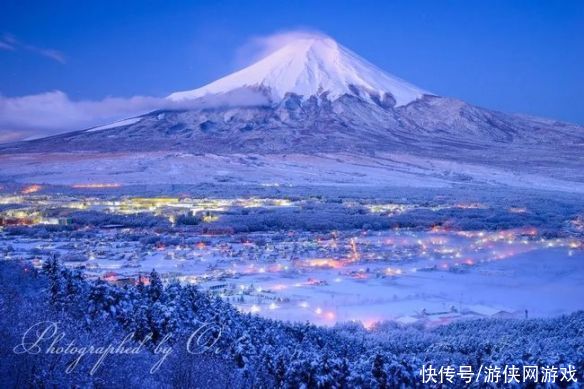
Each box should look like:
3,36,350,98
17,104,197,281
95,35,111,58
168,36,430,107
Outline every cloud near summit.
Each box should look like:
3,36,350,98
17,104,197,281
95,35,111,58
233,29,330,68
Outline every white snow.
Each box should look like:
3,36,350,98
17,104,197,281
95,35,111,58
86,117,142,133
2,151,583,193
37,229,584,325
168,36,430,106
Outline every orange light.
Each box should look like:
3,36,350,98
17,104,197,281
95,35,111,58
21,184,42,194
362,319,378,330
103,272,118,282
305,258,343,269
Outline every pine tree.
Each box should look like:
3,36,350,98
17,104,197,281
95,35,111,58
88,279,118,319
273,352,287,387
371,353,388,388
42,256,66,306
234,332,256,369
148,269,163,302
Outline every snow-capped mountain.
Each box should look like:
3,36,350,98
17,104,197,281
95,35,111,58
168,36,430,107
1,35,583,191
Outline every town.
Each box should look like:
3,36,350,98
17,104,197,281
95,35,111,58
1,186,583,326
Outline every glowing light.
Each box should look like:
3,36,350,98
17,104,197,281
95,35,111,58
72,183,121,189
362,319,378,330
21,185,42,194
305,258,343,269
103,272,118,282
569,241,581,249
385,267,403,276
202,214,219,222
250,305,261,313
315,307,323,315
268,302,279,310
348,238,360,261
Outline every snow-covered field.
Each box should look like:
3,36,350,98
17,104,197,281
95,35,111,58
2,151,583,193
4,209,582,327
71,230,584,326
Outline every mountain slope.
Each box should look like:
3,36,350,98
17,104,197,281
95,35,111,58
0,35,582,191
3,94,581,155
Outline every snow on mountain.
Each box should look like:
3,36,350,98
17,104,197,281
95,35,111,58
168,36,430,107
86,117,143,132
1,35,583,192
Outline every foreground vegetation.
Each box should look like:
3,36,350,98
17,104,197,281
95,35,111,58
0,260,582,387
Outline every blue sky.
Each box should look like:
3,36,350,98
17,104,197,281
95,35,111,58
1,0,583,140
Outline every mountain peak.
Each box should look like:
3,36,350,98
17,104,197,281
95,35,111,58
168,35,431,106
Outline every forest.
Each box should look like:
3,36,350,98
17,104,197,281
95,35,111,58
0,259,582,387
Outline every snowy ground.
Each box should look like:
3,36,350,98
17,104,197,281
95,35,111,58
1,151,583,193
92,230,584,326
4,225,582,327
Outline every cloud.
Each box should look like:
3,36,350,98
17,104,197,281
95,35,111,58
0,89,271,143
0,41,15,51
1,33,66,63
25,46,66,64
0,91,167,142
233,29,329,68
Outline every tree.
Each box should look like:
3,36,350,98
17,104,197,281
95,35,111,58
148,269,163,302
371,353,388,388
87,279,119,319
42,256,66,306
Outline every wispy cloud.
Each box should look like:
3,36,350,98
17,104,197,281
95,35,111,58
0,40,15,51
25,46,67,64
233,28,329,68
1,33,66,63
